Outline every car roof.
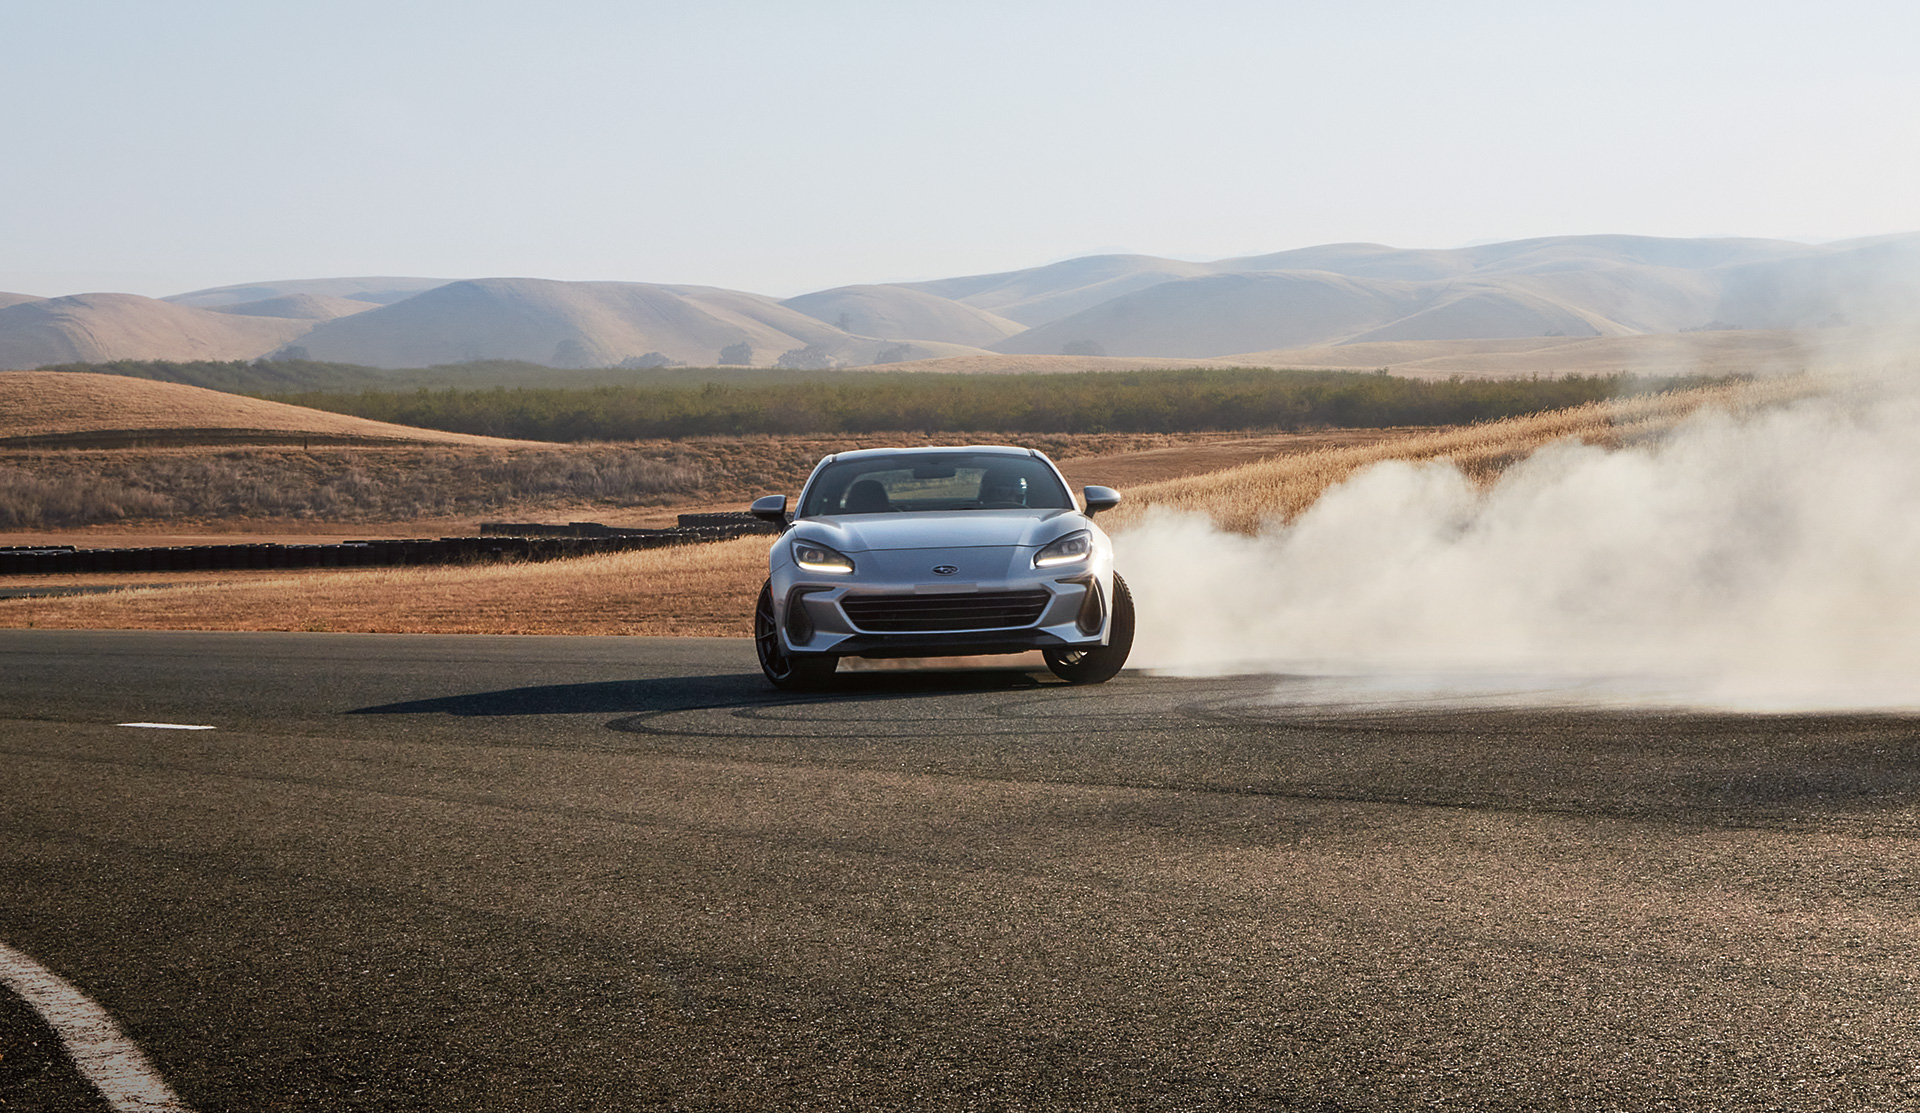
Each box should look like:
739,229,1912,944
818,445,1040,465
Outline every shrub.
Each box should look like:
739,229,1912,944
775,343,840,370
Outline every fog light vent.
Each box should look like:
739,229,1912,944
1058,574,1104,635
786,587,831,644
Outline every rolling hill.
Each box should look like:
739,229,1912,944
991,272,1424,357
983,234,1918,358
989,270,1652,357
780,285,1025,347
1219,329,1851,379
1711,237,1920,328
209,293,381,320
292,278,826,369
163,277,453,308
1214,234,1822,281
0,294,312,368
286,278,1000,370
902,254,1216,326
0,370,527,447
2,234,1914,374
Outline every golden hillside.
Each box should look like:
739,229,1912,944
0,371,530,447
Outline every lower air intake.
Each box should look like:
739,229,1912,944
841,590,1050,633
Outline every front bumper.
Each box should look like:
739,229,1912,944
776,573,1110,659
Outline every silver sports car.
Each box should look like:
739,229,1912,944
748,445,1133,689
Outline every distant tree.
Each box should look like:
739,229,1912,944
837,311,853,332
775,343,840,370
1061,339,1106,357
617,352,679,369
718,341,753,366
271,345,311,362
551,339,596,368
873,343,916,365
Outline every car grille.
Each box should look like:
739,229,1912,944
840,590,1051,633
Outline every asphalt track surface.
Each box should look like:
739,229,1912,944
4,630,1920,1111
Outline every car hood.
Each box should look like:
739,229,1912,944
795,509,1081,553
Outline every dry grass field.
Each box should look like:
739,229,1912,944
0,429,1375,535
0,444,707,531
0,370,535,447
1107,378,1809,533
1055,427,1440,491
0,381,1795,637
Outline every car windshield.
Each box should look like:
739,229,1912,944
799,452,1072,517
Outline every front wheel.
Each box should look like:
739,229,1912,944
755,581,838,690
1043,573,1134,684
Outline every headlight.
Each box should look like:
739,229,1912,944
1033,530,1092,568
791,538,855,574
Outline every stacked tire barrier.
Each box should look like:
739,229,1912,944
0,514,781,577
673,511,777,531
478,512,780,537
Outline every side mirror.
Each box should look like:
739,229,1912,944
1082,485,1121,516
749,494,791,529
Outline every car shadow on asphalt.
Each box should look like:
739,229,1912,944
347,666,1060,717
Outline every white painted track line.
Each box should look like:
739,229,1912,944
0,940,194,1112
115,723,215,731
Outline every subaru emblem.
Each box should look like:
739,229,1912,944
932,565,959,576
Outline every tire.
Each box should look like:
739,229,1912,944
1043,573,1134,684
755,580,838,690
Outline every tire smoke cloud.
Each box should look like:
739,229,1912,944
1117,359,1920,711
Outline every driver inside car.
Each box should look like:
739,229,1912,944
977,469,1029,507
841,478,892,514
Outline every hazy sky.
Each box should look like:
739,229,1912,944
3,0,1915,297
